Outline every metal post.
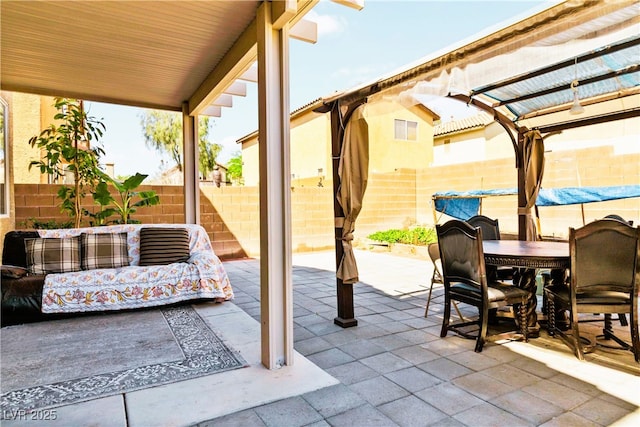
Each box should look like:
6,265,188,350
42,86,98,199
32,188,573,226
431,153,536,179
257,2,294,368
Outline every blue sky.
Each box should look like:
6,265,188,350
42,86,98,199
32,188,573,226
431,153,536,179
86,0,547,177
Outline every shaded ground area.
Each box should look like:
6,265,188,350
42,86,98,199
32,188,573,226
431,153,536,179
201,250,640,427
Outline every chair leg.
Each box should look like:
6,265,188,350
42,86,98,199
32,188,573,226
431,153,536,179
630,310,639,363
440,295,451,338
571,309,585,361
475,306,488,353
424,279,435,318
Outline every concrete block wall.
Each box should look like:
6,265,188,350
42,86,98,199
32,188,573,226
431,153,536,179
14,184,185,229
11,145,639,260
356,169,419,239
291,187,334,253
199,185,258,259
199,185,335,259
417,156,519,232
418,145,640,238
538,146,640,238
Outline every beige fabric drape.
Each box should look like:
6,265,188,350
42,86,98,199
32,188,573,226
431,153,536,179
337,105,369,284
522,130,545,241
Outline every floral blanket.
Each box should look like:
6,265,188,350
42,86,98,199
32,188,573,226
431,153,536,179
37,224,233,314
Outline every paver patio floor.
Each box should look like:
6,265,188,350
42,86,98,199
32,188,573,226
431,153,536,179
2,249,638,426
198,249,640,427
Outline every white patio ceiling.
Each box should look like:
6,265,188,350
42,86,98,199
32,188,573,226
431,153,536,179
0,0,317,115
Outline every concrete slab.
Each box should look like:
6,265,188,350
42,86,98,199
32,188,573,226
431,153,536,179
125,302,339,427
1,395,126,427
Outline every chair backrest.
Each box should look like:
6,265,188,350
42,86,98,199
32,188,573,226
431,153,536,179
571,219,640,295
604,214,634,226
467,215,501,240
436,220,487,291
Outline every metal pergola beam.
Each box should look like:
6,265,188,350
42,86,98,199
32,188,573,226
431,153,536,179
472,36,640,96
534,107,640,134
493,65,640,108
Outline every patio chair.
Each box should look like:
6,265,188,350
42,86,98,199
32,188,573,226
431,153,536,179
437,220,529,352
602,215,635,327
467,215,501,239
604,214,634,226
545,219,640,362
424,242,464,321
467,215,514,281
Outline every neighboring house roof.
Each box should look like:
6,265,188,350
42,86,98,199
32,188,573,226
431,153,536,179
292,98,323,116
434,113,493,137
215,162,228,172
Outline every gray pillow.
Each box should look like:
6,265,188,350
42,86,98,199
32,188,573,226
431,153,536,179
139,228,190,266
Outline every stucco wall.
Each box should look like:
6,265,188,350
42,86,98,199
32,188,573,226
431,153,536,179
11,93,46,184
241,139,259,187
290,112,331,188
242,101,435,188
366,101,434,174
0,92,14,241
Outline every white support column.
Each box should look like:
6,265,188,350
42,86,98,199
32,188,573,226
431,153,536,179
182,102,200,224
257,1,293,369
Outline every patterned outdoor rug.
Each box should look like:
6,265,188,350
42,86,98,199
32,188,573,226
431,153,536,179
0,305,247,412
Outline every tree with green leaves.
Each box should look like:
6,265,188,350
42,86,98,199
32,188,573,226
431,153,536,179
29,98,106,228
226,152,244,185
139,110,222,178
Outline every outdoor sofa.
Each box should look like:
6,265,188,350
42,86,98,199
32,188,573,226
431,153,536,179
1,224,233,326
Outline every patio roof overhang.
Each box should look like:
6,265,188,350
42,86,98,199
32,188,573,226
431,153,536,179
1,0,337,370
0,0,318,116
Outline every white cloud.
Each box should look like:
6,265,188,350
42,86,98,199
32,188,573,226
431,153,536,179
305,10,347,37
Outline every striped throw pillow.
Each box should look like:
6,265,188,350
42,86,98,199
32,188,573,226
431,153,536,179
25,236,82,274
139,228,190,266
81,232,130,270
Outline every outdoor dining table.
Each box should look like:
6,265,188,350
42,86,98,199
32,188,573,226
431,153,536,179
482,239,570,337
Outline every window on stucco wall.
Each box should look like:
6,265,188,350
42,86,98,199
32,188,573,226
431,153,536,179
394,119,417,141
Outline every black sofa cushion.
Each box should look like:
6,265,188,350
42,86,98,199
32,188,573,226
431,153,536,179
2,231,40,267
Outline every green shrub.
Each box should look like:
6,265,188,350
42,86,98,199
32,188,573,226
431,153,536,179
367,227,437,246
22,217,74,229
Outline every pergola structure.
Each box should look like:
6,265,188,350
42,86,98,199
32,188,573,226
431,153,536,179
1,0,366,370
316,0,640,327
